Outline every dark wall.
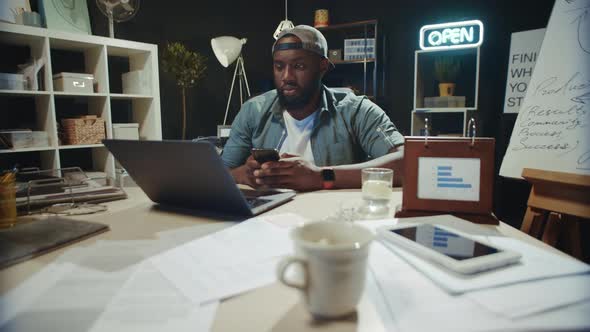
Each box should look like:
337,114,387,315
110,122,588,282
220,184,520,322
91,1,284,139
88,0,554,226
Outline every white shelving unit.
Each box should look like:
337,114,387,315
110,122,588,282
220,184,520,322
0,23,161,181
411,47,480,136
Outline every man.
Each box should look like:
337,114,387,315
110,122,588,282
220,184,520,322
221,25,404,191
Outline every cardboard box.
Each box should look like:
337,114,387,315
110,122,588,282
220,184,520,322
53,73,94,93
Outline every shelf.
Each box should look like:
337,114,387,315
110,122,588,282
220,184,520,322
1,22,161,178
320,19,382,100
414,108,477,113
0,146,55,154
58,144,104,150
0,90,51,96
332,59,375,65
53,92,108,98
413,48,479,110
317,20,378,31
110,93,153,100
107,45,153,57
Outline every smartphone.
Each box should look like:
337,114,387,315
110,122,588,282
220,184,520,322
251,148,280,163
377,224,521,274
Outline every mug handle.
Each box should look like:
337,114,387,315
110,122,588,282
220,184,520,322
277,256,308,291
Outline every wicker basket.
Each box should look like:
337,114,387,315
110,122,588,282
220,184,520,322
61,115,106,145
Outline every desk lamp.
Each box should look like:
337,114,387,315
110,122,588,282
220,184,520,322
211,36,251,127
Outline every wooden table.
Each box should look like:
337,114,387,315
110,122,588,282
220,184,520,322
0,187,573,331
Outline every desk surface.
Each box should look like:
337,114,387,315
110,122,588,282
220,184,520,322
0,187,571,331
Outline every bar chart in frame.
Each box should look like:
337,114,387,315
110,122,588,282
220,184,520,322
417,157,480,201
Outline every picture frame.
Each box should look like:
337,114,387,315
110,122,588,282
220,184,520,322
395,136,498,224
39,0,92,35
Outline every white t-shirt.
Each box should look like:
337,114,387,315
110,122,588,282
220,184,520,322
279,110,317,164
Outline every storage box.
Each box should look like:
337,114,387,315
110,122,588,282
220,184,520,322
423,96,466,108
344,38,375,61
112,123,139,140
53,73,94,93
0,73,26,90
0,130,46,149
122,70,151,95
113,123,139,168
61,115,105,145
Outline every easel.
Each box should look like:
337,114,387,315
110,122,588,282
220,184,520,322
520,168,590,260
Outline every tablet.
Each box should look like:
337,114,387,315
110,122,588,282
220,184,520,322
377,223,521,274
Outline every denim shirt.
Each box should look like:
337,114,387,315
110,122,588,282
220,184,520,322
221,86,404,168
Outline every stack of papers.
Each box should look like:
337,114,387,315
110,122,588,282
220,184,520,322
364,215,590,331
0,230,222,331
0,213,306,332
381,228,590,294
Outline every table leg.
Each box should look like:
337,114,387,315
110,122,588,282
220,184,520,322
541,212,563,246
564,216,583,260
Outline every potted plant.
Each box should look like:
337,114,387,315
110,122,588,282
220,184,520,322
161,42,207,140
434,56,461,97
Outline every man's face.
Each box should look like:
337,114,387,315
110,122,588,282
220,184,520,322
273,36,328,110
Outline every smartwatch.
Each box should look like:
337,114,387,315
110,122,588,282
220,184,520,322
321,168,335,189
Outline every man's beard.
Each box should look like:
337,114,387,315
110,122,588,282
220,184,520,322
277,79,321,110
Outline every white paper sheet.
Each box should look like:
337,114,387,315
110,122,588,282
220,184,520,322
0,240,219,332
507,301,590,331
0,246,139,332
381,235,590,294
361,265,399,332
89,260,218,332
375,215,590,294
369,242,513,332
466,274,590,319
370,241,590,331
156,222,235,244
150,214,296,304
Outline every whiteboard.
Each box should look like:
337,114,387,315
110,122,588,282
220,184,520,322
500,0,590,178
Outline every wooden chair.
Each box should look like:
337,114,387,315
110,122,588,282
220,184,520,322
520,168,590,260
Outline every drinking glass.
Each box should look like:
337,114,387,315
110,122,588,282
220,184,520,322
360,168,393,218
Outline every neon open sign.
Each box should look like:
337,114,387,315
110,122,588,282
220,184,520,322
420,20,484,50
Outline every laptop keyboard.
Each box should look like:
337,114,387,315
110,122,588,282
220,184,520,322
245,197,272,208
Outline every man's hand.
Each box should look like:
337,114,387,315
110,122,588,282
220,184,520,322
230,155,262,188
253,154,323,191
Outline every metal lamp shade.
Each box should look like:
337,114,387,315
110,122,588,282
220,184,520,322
273,19,295,40
211,36,247,68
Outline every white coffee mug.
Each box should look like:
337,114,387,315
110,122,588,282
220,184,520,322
277,221,374,318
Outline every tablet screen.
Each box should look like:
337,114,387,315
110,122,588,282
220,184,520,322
391,225,500,261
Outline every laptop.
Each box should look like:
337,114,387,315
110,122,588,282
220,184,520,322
103,139,296,217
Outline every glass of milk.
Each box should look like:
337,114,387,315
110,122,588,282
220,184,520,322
360,168,393,218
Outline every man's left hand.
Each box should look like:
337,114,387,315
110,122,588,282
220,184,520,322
253,154,323,191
